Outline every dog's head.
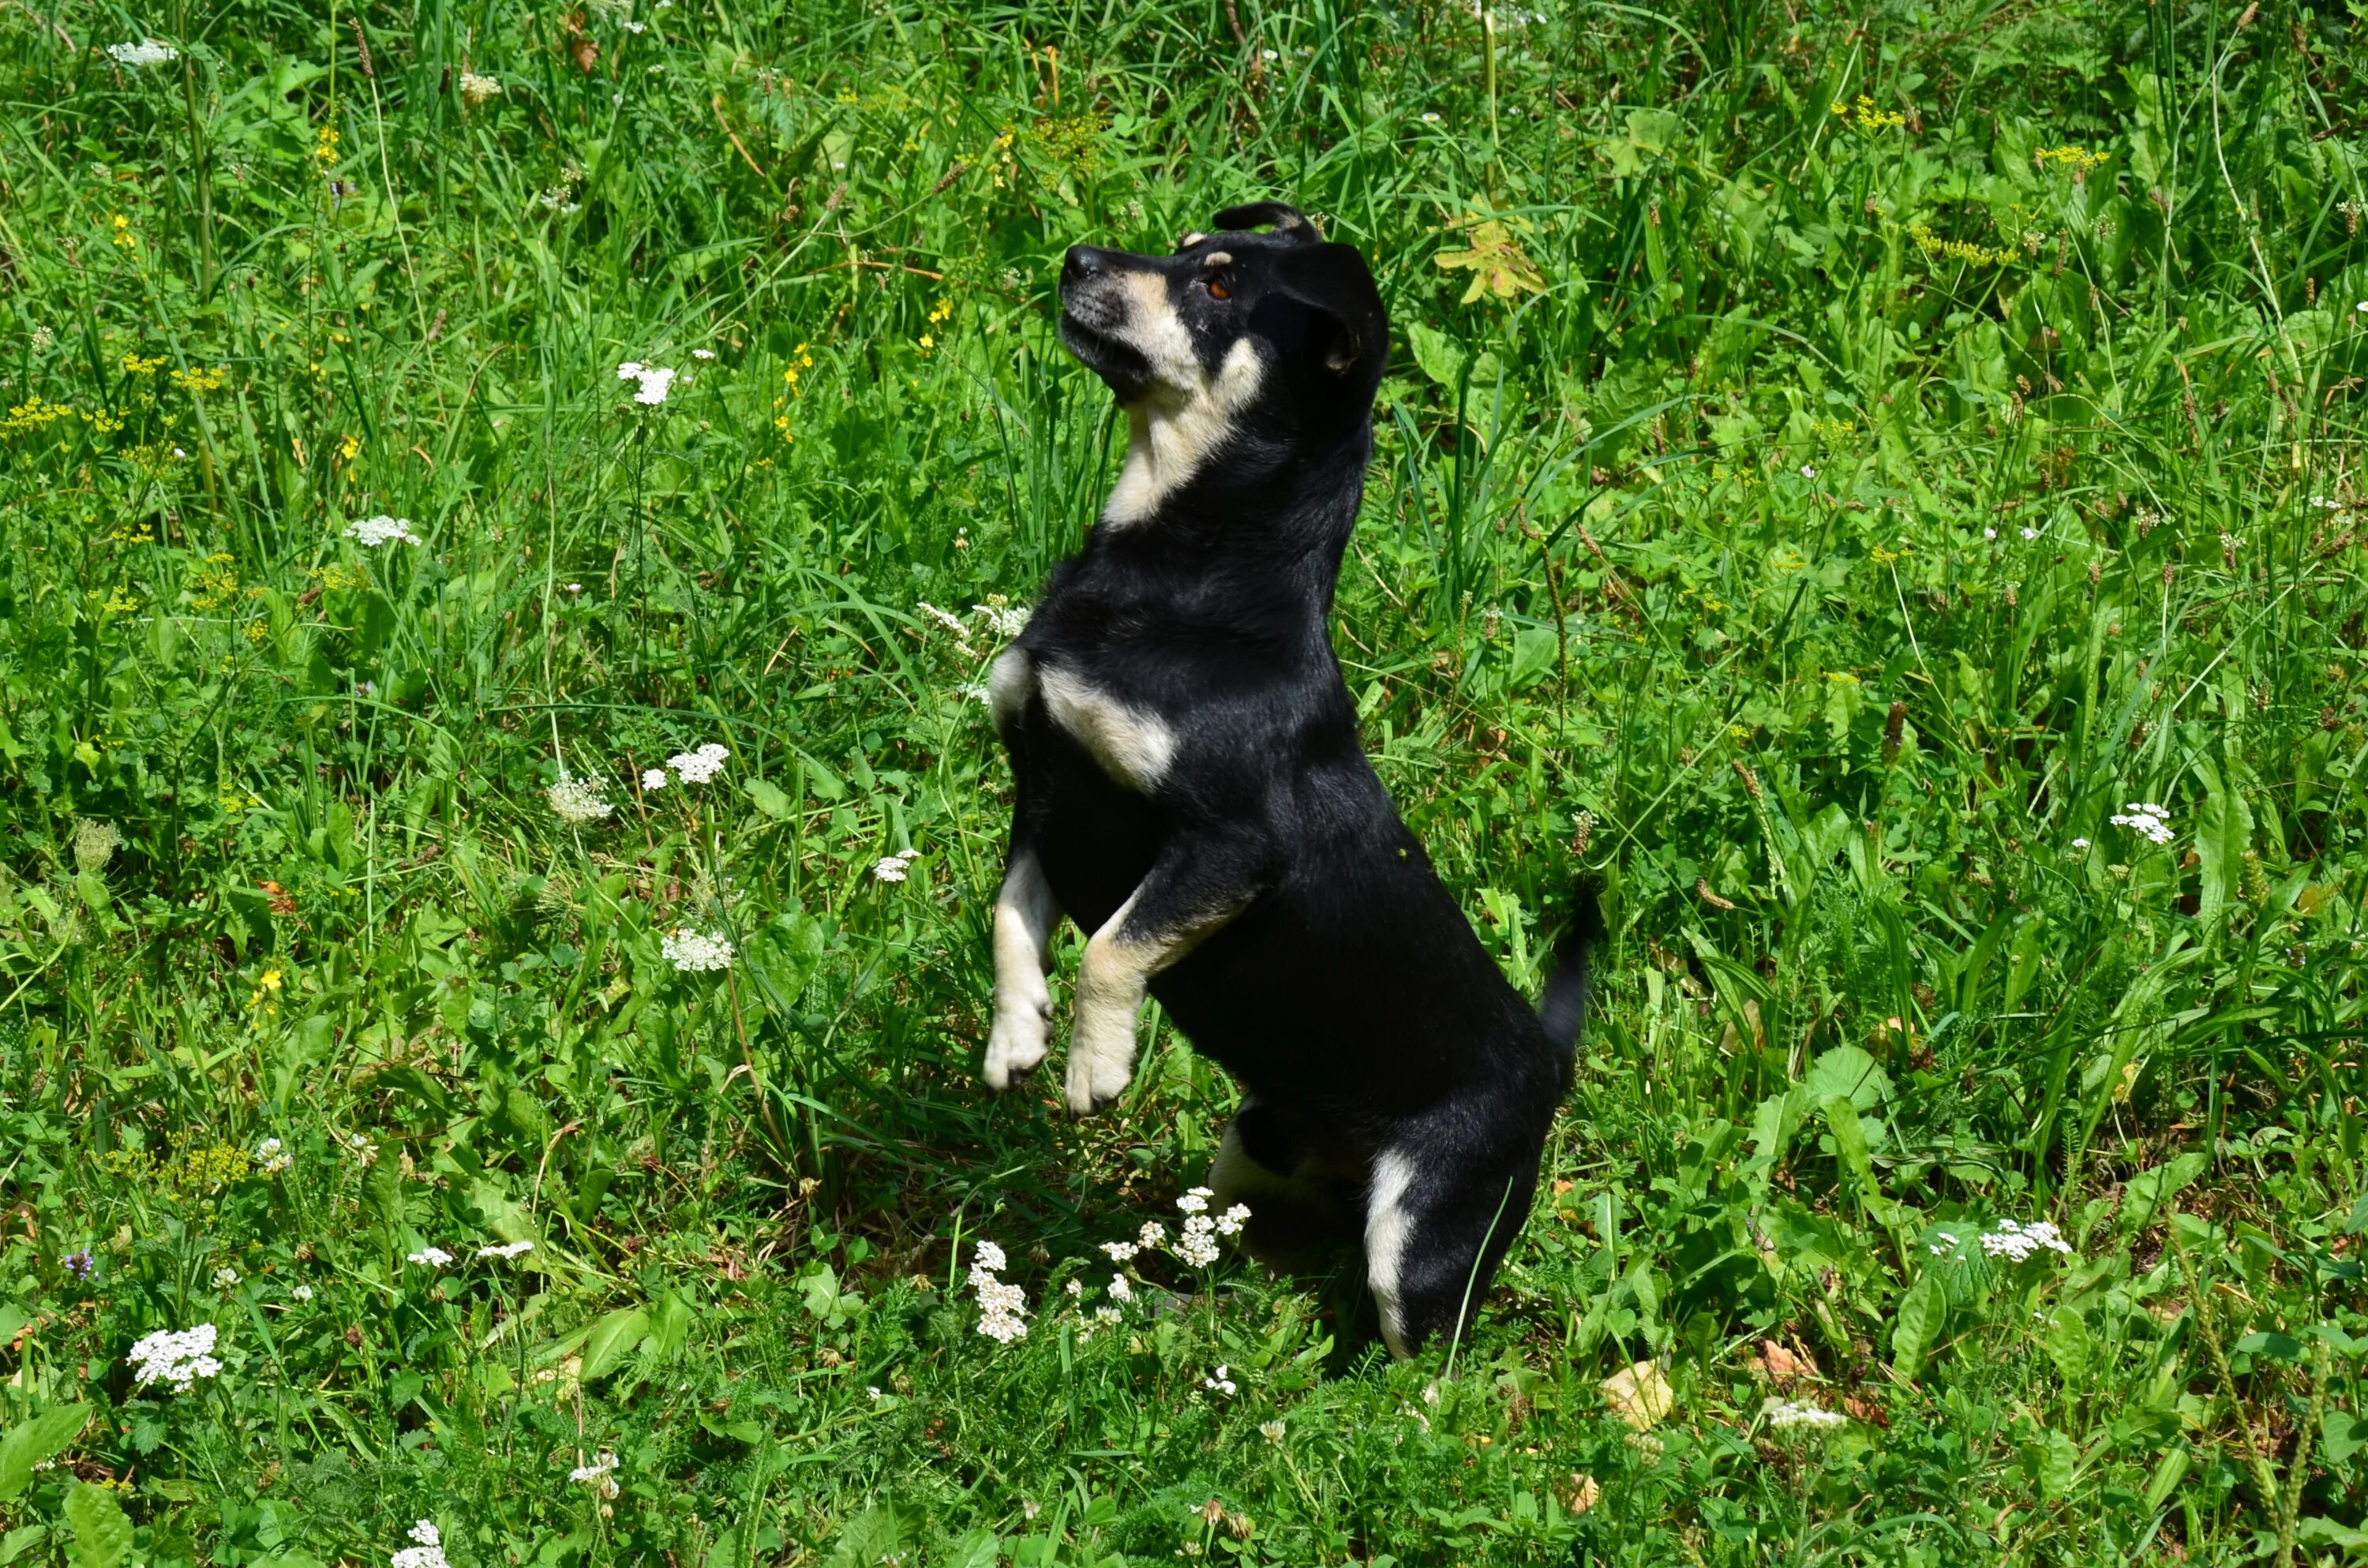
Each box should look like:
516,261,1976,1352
1058,202,1388,436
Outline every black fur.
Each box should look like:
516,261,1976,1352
989,204,1601,1355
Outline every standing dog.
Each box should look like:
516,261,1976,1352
981,202,1601,1357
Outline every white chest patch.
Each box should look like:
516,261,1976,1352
1036,666,1176,792
1102,333,1265,529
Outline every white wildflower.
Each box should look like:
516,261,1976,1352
1260,1420,1286,1443
2071,837,2090,850
1421,111,1441,124
1763,1397,1846,1431
1980,1217,2073,1263
642,768,668,790
346,1132,379,1166
2108,802,2173,846
915,601,974,646
1984,526,1998,540
2021,526,2039,541
1100,1240,1139,1263
1203,1364,1237,1396
73,818,122,872
617,361,676,405
254,1136,290,1173
1176,1187,1212,1215
1174,1214,1221,1269
211,1267,239,1289
292,1285,314,1301
1214,1203,1252,1237
1928,1229,1961,1258
624,18,646,30
1064,1278,1084,1298
392,1519,448,1568
407,1246,455,1269
127,1323,222,1393
661,928,735,972
1800,464,1816,480
691,348,715,360
972,601,1030,639
866,1385,882,1400
107,38,180,66
667,742,729,783
1107,1274,1132,1302
1136,1221,1167,1251
459,72,501,107
873,848,921,883
547,773,614,824
1092,1305,1121,1327
569,1450,621,1499
969,1241,1028,1343
345,515,422,547
476,1240,534,1260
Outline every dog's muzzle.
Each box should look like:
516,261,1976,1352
1058,245,1153,395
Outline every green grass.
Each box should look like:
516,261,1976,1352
2,0,2366,1561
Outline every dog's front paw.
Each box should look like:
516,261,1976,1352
1063,1016,1137,1117
982,995,1051,1091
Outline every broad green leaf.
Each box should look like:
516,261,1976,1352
0,1405,89,1499
825,1503,902,1568
2021,1428,2078,1502
0,1525,47,1566
2045,1311,2093,1386
1804,1045,1892,1110
2321,1410,2368,1469
744,777,792,820
579,1306,652,1381
1892,1274,1943,1379
2120,1151,2207,1232
64,1484,133,1568
1405,321,1467,388
2142,1444,2190,1511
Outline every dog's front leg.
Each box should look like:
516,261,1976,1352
983,848,1062,1091
1066,842,1261,1117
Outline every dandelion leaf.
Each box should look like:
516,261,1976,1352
0,1405,89,1499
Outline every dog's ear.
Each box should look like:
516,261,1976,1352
1265,241,1387,384
1212,201,1323,244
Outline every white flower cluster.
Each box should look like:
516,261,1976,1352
127,1323,221,1394
661,928,735,972
914,597,1029,660
1980,1218,2073,1263
391,1519,447,1568
1762,1397,1846,1431
1927,1229,1961,1258
345,515,422,547
107,38,179,66
477,1240,534,1260
616,361,676,406
211,1267,240,1289
665,742,729,784
407,1246,454,1268
1168,1187,1250,1268
1203,1364,1238,1396
547,773,614,824
873,848,921,883
568,1450,620,1498
459,72,500,107
292,1285,315,1301
2108,802,2173,845
975,601,1029,639
969,1241,1029,1344
254,1136,290,1174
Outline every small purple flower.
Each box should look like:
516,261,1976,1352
63,1248,94,1281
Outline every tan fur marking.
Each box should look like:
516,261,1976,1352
1036,665,1176,791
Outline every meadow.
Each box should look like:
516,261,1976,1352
1,0,2366,1560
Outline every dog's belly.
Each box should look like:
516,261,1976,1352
1028,750,1163,935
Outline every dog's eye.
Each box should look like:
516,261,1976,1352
1208,279,1231,300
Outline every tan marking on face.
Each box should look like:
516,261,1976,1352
1202,250,1233,268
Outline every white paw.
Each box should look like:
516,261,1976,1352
982,991,1051,1091
1063,1012,1137,1117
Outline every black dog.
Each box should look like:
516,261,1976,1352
982,202,1600,1357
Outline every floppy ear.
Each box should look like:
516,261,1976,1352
1211,201,1323,244
1268,241,1388,381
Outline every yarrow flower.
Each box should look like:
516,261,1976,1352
476,1240,534,1260
459,72,501,107
873,848,922,883
1980,1217,2073,1263
969,1241,1029,1343
616,361,676,406
127,1323,222,1393
107,38,180,66
1137,1221,1167,1251
667,742,729,783
2108,802,2173,845
255,1136,290,1174
973,601,1029,639
661,928,736,972
568,1450,620,1498
1762,1397,1846,1431
1176,1187,1212,1215
407,1246,455,1269
1100,1240,1140,1263
1107,1273,1133,1302
1927,1229,1961,1258
642,768,668,790
345,515,422,547
391,1519,448,1568
547,773,615,824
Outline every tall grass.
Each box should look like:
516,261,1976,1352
1,0,2364,1562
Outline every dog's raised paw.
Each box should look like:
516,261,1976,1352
982,1008,1050,1091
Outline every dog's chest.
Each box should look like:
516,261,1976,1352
991,645,1177,794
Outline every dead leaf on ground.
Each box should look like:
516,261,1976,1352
1600,1360,1672,1431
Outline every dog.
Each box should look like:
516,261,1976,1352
980,201,1601,1357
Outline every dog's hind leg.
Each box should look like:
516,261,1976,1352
1211,1100,1358,1270
1363,1118,1547,1359
983,848,1062,1091
1066,835,1266,1117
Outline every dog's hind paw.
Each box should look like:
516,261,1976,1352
982,1006,1051,1091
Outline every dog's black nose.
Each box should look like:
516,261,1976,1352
1062,245,1113,286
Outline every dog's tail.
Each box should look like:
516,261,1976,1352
1537,881,1606,1066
